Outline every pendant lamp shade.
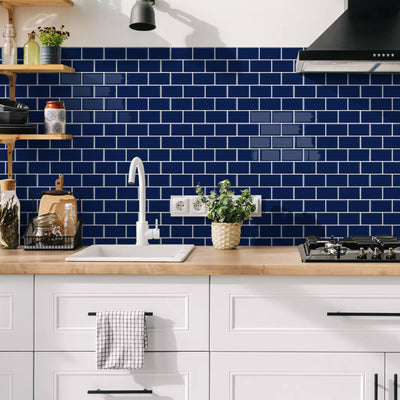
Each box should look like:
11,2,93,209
130,0,156,31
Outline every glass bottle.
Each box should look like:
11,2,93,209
63,203,76,248
0,179,20,249
23,31,39,65
2,24,17,65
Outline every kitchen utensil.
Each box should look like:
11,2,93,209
0,99,29,111
0,111,28,124
38,175,77,225
0,124,34,133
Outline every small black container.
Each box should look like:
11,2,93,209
0,99,29,112
0,111,28,124
40,46,61,64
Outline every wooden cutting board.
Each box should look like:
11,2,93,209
38,175,77,224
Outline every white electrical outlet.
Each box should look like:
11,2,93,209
171,197,190,215
170,195,262,217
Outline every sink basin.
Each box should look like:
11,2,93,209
65,244,195,262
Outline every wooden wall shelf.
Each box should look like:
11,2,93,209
0,65,75,74
0,133,73,144
0,1,73,25
0,1,72,6
0,1,75,179
0,65,75,101
2,134,73,179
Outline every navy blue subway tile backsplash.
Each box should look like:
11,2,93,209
4,47,400,246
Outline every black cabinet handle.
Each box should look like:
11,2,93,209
88,312,153,316
375,374,378,400
88,389,152,395
327,312,400,317
395,374,398,400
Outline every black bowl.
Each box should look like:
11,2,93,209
0,99,29,112
0,111,29,124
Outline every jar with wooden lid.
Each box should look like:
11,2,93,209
44,101,66,134
0,179,20,249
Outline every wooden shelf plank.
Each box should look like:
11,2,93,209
0,65,74,73
0,133,73,143
0,0,73,6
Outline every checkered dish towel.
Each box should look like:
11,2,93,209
96,311,148,370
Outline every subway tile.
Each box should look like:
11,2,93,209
171,48,192,59
9,46,400,244
127,48,148,59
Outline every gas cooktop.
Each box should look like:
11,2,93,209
299,235,400,262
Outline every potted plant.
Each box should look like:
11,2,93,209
196,179,256,250
36,25,70,64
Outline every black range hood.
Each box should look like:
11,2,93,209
296,0,400,73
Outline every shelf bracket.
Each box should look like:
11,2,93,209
3,71,16,101
5,140,14,179
0,2,14,24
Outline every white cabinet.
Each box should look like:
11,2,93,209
211,276,400,351
0,352,33,400
211,352,384,400
386,354,400,400
35,275,209,351
0,275,33,351
35,352,209,400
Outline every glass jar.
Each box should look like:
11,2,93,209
0,179,20,249
2,24,17,65
32,213,63,247
44,101,66,134
23,31,40,65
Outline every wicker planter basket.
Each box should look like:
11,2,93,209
211,222,242,250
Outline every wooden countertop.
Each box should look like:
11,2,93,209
1,246,400,275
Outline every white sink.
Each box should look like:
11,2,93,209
65,244,194,262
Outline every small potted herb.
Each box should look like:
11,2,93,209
196,179,256,249
36,25,70,64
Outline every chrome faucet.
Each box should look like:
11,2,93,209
128,157,160,246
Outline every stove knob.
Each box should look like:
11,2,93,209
335,245,341,259
372,247,381,259
387,247,396,260
358,247,367,259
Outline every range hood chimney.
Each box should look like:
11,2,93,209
296,0,400,73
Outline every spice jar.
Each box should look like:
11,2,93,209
44,101,66,134
0,179,20,249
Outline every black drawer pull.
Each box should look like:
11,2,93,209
375,374,378,400
395,374,398,400
88,312,153,316
327,312,400,317
88,389,152,395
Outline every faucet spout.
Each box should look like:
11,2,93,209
128,157,160,246
128,157,146,222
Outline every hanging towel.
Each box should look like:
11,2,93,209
96,310,148,370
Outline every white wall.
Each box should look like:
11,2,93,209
6,0,345,47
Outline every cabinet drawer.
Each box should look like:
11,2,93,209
0,352,33,400
35,352,209,400
35,275,209,351
211,276,400,351
0,275,33,351
211,352,383,400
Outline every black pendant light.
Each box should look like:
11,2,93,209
129,0,156,31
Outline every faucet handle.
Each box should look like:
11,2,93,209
152,219,160,240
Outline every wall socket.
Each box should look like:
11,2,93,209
170,195,262,217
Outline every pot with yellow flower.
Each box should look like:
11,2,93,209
36,25,70,64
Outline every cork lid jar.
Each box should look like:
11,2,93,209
0,179,16,191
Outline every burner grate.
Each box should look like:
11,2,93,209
300,235,400,262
